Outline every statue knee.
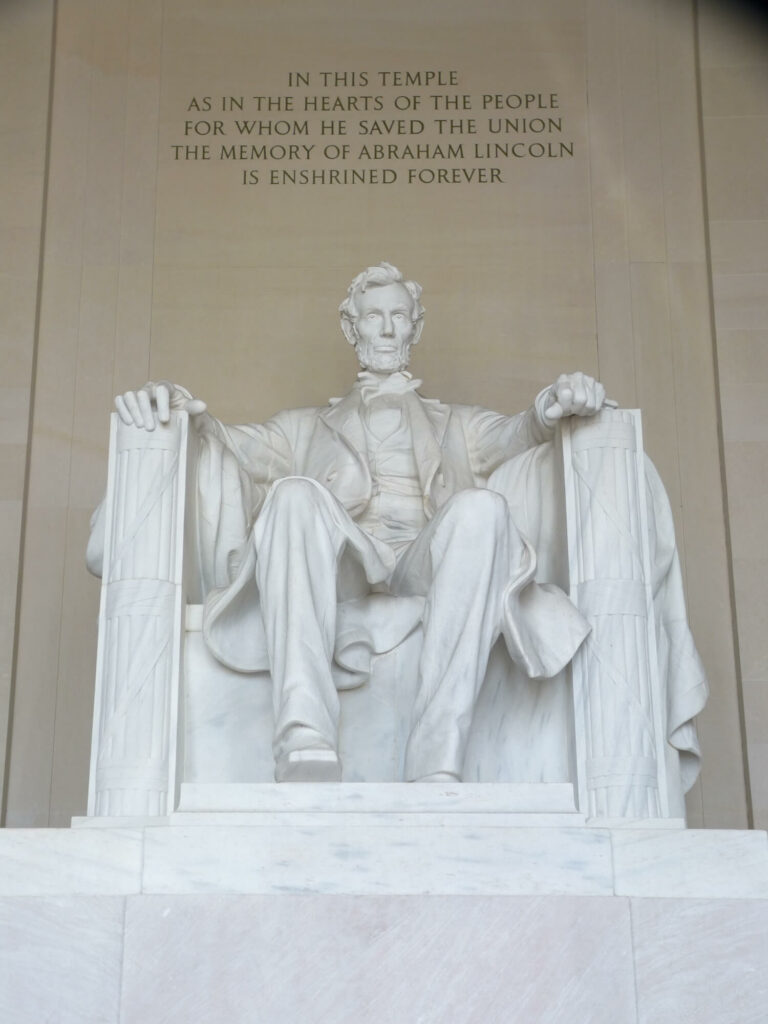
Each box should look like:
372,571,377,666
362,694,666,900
262,477,328,530
268,476,320,509
442,488,509,539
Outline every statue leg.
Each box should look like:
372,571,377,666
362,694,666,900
253,476,350,782
391,489,515,781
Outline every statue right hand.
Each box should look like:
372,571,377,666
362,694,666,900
114,382,207,431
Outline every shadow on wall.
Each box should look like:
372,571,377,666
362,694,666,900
697,0,768,35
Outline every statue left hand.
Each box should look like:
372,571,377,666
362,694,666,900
543,372,606,424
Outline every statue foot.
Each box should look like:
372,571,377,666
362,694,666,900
275,748,342,783
413,771,462,783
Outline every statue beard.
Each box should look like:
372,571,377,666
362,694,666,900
354,338,412,375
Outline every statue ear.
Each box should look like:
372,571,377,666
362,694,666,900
341,317,357,347
411,317,424,347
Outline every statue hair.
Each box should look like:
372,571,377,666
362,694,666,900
339,262,425,325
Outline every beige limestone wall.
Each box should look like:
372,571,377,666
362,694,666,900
2,0,166,827
0,1,55,814
1,0,749,827
699,1,768,828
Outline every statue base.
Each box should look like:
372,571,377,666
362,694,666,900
1,821,766,1021
72,781,693,829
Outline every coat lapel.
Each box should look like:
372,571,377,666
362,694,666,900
316,388,371,514
320,387,367,452
404,393,452,500
319,384,454,513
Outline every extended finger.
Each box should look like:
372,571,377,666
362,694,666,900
570,378,588,412
137,389,155,431
582,379,606,415
579,378,598,414
555,384,573,415
578,378,604,415
123,391,146,429
155,384,171,424
115,394,133,426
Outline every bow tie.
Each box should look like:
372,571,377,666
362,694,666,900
357,370,422,405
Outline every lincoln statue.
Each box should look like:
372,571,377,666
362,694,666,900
107,262,609,784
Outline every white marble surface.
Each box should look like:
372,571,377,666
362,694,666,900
141,824,614,896
120,894,636,1024
88,413,188,817
563,410,672,818
0,827,143,895
6,822,767,899
612,827,768,897
184,631,275,783
184,627,580,788
176,781,579,813
185,628,430,785
0,896,124,1023
632,897,768,1024
0,825,766,1022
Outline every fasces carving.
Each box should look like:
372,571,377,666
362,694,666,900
88,416,190,816
87,263,708,819
563,411,669,819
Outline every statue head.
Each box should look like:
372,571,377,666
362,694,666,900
339,262,425,373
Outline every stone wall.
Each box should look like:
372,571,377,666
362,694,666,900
0,0,54,812
698,0,768,827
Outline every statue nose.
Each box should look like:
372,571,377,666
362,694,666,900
380,314,395,336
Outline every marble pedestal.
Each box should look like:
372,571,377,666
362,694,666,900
1,812,767,1022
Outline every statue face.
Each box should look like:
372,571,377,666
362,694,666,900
350,283,420,373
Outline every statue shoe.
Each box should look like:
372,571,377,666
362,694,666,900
275,748,342,783
413,771,461,783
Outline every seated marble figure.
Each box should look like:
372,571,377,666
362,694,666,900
101,262,707,796
108,262,611,783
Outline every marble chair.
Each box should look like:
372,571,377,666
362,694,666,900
85,408,707,823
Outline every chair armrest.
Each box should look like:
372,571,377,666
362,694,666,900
87,410,196,817
560,408,671,820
